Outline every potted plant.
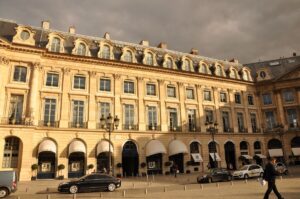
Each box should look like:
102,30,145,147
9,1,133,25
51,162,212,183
88,164,94,174
57,164,65,180
140,162,147,176
116,163,122,177
164,161,172,167
31,164,38,180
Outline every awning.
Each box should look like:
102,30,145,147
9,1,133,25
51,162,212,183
38,139,56,154
292,148,300,156
254,154,267,159
209,153,221,161
69,140,86,155
191,153,203,162
268,149,283,157
97,140,114,156
241,155,253,160
169,140,188,156
146,140,166,157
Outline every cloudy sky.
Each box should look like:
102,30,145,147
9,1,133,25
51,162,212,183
0,0,299,63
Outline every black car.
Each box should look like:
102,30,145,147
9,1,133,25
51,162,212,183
197,168,232,183
58,173,121,194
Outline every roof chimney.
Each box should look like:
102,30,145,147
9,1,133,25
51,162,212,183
229,58,239,64
157,42,167,49
140,40,149,46
41,20,50,30
104,32,110,40
190,48,198,55
69,26,75,34
293,52,297,57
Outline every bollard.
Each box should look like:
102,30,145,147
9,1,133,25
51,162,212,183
230,181,233,186
26,188,28,192
244,179,248,184
280,176,283,180
133,182,135,188
216,183,219,188
100,192,103,198
146,174,149,181
145,188,148,195
164,186,167,192
123,190,126,197
73,193,76,199
46,187,49,192
152,175,154,181
17,196,21,199
201,184,203,190
184,185,187,191
47,194,51,199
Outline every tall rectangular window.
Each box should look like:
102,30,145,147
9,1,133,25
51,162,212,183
167,86,176,97
237,112,244,132
283,90,294,102
250,113,257,132
100,78,111,92
287,109,298,128
72,100,84,125
100,102,110,119
265,111,276,129
44,99,56,126
235,93,241,104
168,108,178,130
124,104,134,128
13,66,27,82
262,93,272,105
74,76,86,89
186,88,195,99
248,95,254,105
46,73,59,87
146,84,156,96
8,95,24,124
204,90,212,101
148,106,157,129
205,110,213,123
222,111,230,132
124,81,134,94
220,92,227,102
187,109,196,131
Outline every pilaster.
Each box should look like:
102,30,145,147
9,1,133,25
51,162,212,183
178,82,187,132
228,89,237,132
88,71,97,129
28,62,41,125
114,74,122,129
138,77,145,131
159,79,168,131
196,85,205,132
59,67,71,128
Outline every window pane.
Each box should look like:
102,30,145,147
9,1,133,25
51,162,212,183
147,84,156,95
167,86,176,97
124,81,134,94
74,76,86,89
100,79,111,92
186,89,194,99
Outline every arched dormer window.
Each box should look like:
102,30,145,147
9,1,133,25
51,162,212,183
230,69,238,79
102,45,110,59
182,57,193,72
124,50,133,62
200,63,207,74
77,43,86,56
215,65,223,76
145,52,153,65
242,70,249,81
185,59,191,71
51,37,61,52
166,57,173,69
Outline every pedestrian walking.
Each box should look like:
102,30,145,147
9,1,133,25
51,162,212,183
263,157,284,199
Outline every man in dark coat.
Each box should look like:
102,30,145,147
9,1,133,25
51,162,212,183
263,157,284,199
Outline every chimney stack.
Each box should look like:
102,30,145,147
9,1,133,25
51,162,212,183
140,40,149,46
158,42,167,49
293,52,297,57
69,26,75,34
104,32,110,40
190,48,198,55
41,20,50,30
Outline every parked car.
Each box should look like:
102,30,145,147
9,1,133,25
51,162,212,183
197,168,232,183
0,170,17,198
233,164,264,179
275,162,288,175
58,173,121,194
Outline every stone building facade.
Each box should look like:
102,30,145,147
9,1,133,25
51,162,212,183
0,19,299,181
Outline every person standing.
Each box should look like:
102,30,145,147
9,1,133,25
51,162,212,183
173,163,178,178
263,157,284,199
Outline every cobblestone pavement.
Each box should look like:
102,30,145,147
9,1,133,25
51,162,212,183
7,166,300,199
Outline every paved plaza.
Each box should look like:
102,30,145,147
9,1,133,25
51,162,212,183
6,166,300,199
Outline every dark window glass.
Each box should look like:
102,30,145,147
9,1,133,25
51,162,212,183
124,81,134,94
220,93,227,102
186,88,194,99
262,94,272,105
74,76,86,89
204,90,212,101
167,86,176,98
283,90,294,102
146,84,156,96
248,95,254,105
46,73,59,87
13,66,27,82
100,79,111,92
235,93,241,104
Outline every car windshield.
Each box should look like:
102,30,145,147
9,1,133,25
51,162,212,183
238,165,249,171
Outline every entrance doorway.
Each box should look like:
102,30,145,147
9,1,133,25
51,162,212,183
68,152,85,178
37,151,56,179
169,153,184,173
97,152,113,172
146,153,162,175
122,141,139,177
224,141,236,170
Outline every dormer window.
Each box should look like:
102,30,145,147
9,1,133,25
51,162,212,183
145,52,153,65
230,69,237,79
185,60,191,71
200,64,207,74
166,57,173,69
102,45,110,59
242,71,249,81
77,43,87,56
20,30,30,41
51,37,61,52
215,65,222,76
124,50,133,62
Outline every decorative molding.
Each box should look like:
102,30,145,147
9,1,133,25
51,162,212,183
89,71,97,77
0,56,10,65
158,79,164,84
137,76,144,81
114,74,121,79
63,67,71,74
178,82,184,86
9,129,14,135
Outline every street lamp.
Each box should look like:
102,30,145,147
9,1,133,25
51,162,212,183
100,113,119,175
205,121,218,168
275,123,285,163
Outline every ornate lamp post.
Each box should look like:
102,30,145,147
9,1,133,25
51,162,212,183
275,123,285,162
205,121,218,168
100,113,119,175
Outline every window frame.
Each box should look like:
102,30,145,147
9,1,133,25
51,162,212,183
220,92,227,103
99,78,111,92
45,72,59,87
13,66,27,83
73,75,86,90
167,85,176,98
204,90,212,101
146,83,156,96
234,93,241,104
124,80,135,94
247,95,254,105
186,88,195,100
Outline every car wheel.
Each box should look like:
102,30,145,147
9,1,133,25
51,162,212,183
107,183,116,192
69,185,78,194
0,188,9,198
244,174,249,179
259,172,264,177
227,175,232,181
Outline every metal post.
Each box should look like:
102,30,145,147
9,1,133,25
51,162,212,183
108,126,111,175
212,129,217,168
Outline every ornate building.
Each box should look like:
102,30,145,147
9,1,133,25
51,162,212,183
0,19,299,181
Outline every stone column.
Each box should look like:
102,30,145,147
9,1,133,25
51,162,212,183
196,85,205,131
178,82,187,132
213,87,221,126
159,80,168,131
114,74,122,129
255,91,263,133
0,57,10,118
228,89,237,132
28,62,41,125
137,77,145,131
242,91,252,133
88,71,97,129
59,68,71,128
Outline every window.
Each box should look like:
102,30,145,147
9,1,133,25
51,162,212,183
185,60,191,71
20,30,30,40
166,57,173,69
243,71,249,81
237,112,245,132
230,70,237,79
262,93,272,105
124,81,134,94
260,71,266,78
100,78,111,92
51,37,60,52
222,111,230,132
74,76,86,89
235,93,241,104
147,106,157,129
124,104,134,128
46,73,59,87
265,111,276,129
215,66,222,76
146,84,156,96
2,137,20,168
188,109,196,131
101,45,110,59
287,109,298,128
100,102,110,119
186,88,195,99
44,99,56,126
72,100,84,125
168,108,178,130
145,52,153,65
200,64,207,74
77,43,86,56
250,113,257,132
248,95,254,105
13,66,27,82
283,90,294,102
220,92,227,102
8,95,24,124
124,50,133,62
205,110,213,123
204,90,212,101
167,86,176,98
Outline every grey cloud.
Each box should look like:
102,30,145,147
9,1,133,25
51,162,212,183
0,0,299,63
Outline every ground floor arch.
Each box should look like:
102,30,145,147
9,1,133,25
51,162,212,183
122,141,139,177
268,138,284,162
208,141,220,169
291,136,300,165
96,140,114,173
224,141,236,170
2,136,22,171
145,140,166,175
169,140,188,173
68,140,86,178
37,139,57,179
